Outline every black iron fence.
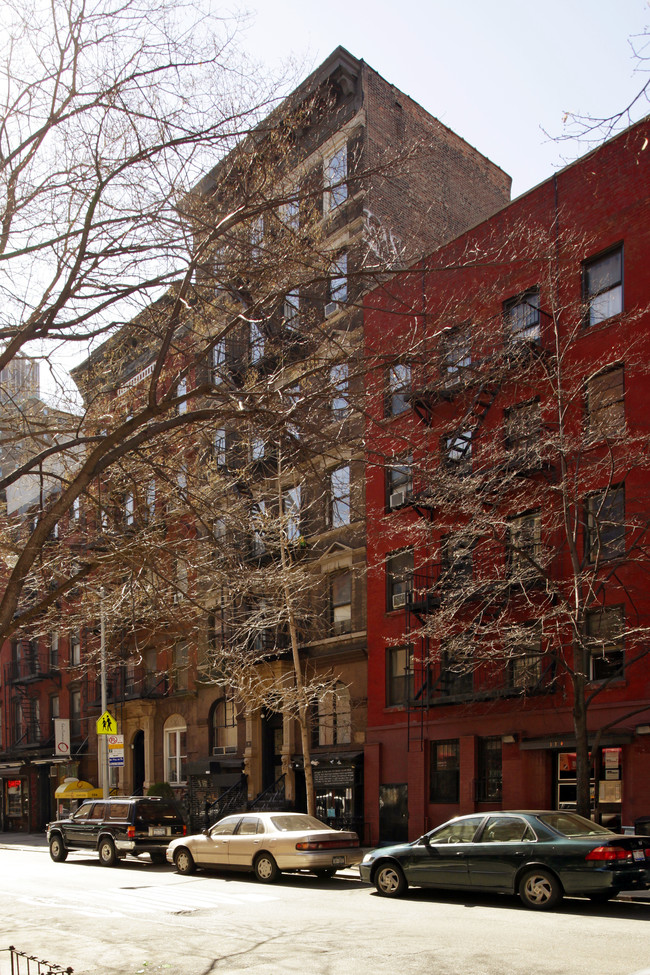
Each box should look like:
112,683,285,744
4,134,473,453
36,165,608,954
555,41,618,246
1,946,73,975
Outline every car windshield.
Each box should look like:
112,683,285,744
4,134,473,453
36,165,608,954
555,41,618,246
536,812,614,837
269,814,332,832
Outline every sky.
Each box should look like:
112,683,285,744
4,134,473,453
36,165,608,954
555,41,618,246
241,0,650,198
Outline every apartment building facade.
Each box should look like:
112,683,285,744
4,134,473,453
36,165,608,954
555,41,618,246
364,116,650,844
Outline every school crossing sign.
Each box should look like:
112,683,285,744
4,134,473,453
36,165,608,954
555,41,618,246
96,711,117,735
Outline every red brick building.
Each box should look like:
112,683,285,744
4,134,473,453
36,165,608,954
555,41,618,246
364,117,650,845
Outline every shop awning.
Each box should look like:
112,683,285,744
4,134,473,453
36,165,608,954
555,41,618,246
54,778,102,799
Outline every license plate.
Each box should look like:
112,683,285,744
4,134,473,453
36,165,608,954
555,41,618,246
150,827,167,836
332,856,345,865
633,850,645,862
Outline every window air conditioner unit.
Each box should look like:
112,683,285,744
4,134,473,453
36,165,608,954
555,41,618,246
212,746,226,756
224,746,237,754
392,591,407,610
325,301,337,317
389,490,406,509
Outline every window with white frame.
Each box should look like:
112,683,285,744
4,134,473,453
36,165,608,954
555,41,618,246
386,363,411,416
331,363,349,418
70,688,81,737
250,321,265,363
212,696,238,751
324,144,348,211
283,485,301,542
50,631,59,668
584,247,623,326
177,377,187,414
251,434,265,461
386,549,413,611
326,252,347,314
386,455,413,509
280,196,299,229
283,290,300,328
164,714,187,784
330,465,351,527
70,631,81,666
386,645,414,707
212,339,226,384
505,290,541,343
72,496,80,521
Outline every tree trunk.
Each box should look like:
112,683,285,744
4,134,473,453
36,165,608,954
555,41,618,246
572,664,592,819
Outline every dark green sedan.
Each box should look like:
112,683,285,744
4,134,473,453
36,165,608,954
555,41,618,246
359,811,650,909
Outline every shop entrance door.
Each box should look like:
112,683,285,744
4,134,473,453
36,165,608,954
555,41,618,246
379,783,408,843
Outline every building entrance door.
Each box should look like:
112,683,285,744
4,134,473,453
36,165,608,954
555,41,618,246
379,783,408,843
133,730,145,795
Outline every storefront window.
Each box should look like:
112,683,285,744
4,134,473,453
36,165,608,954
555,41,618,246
557,747,622,826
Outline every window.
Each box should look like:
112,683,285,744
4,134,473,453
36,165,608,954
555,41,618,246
177,378,187,414
280,196,299,229
172,641,189,691
250,321,265,364
326,252,347,314
212,339,226,385
386,548,413,611
146,479,156,522
70,688,81,738
164,715,187,784
331,364,349,418
50,694,59,724
430,740,460,803
72,496,80,521
586,486,625,561
505,400,541,465
324,144,347,211
125,492,134,526
283,290,300,328
507,510,541,577
50,631,59,668
586,605,624,681
442,533,473,585
386,645,414,707
477,737,502,801
251,501,266,556
587,366,624,439
177,466,187,501
70,631,81,667
214,428,226,466
250,216,264,258
584,247,623,326
505,290,540,343
386,363,411,416
439,644,473,696
251,435,265,461
507,624,543,691
441,326,471,386
330,572,352,635
387,455,413,509
444,430,472,474
330,465,351,527
211,696,238,751
175,561,188,603
318,683,351,745
283,485,301,542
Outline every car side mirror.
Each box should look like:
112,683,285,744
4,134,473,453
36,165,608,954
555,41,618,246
202,828,209,836
422,834,431,847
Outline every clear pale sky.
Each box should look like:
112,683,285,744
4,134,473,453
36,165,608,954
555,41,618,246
242,0,650,198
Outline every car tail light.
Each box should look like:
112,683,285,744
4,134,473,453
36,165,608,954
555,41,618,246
127,826,135,839
182,825,187,835
295,839,360,851
585,845,633,862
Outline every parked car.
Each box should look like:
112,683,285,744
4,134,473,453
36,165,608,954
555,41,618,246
166,811,361,882
46,796,187,866
359,811,650,910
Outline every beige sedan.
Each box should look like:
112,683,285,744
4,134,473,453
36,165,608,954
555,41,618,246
166,811,361,882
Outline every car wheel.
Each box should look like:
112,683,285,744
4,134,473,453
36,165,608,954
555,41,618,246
150,851,167,865
49,835,68,862
174,847,196,875
374,862,407,898
253,852,279,883
98,838,118,867
315,868,337,879
518,868,562,910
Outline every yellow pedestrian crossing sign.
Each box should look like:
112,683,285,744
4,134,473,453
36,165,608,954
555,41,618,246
96,711,117,735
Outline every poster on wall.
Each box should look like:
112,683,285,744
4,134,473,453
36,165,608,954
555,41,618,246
54,718,70,757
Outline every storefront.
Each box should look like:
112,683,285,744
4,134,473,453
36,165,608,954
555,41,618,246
1,772,28,831
54,778,102,819
311,753,364,837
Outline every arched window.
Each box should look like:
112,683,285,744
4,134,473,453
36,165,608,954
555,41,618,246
209,696,238,753
318,683,351,746
164,714,187,785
